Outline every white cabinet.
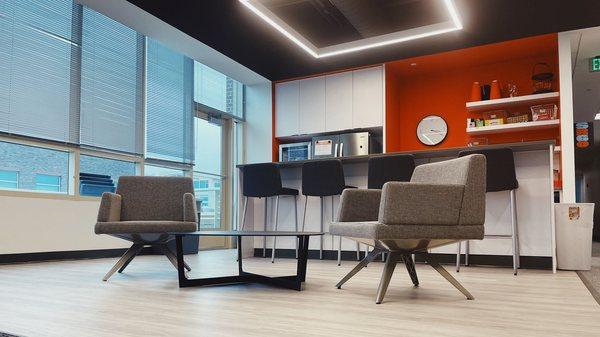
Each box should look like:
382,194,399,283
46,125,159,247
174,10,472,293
275,81,299,137
352,66,384,129
325,72,353,132
298,76,326,134
274,66,384,138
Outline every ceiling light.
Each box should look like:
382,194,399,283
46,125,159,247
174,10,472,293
239,0,463,59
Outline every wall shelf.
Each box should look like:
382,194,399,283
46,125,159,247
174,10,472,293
466,92,559,112
466,119,560,135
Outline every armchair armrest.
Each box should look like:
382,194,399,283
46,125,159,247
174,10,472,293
337,189,382,222
97,192,122,222
183,192,199,223
379,182,464,226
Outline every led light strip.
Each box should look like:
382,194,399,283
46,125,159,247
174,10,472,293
239,0,463,59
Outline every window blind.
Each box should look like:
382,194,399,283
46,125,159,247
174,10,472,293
79,7,144,154
0,0,80,143
146,38,194,164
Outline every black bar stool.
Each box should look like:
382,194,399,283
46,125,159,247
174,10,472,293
240,163,299,263
455,148,520,275
301,159,356,264
367,154,416,261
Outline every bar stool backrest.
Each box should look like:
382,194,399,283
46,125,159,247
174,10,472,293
458,148,518,192
302,159,346,197
242,163,283,198
367,154,415,189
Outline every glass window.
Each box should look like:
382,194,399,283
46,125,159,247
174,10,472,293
194,61,244,118
194,174,222,229
194,117,222,175
146,38,194,164
0,0,80,143
79,155,136,196
144,164,185,177
0,170,18,189
35,174,61,192
79,7,145,154
0,141,69,193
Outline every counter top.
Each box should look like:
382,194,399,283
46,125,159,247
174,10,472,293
236,140,556,168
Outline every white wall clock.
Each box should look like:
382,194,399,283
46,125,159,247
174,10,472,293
417,115,448,146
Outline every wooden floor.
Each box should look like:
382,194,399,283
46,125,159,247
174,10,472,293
1,250,599,337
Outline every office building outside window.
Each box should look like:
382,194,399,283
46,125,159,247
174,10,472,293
0,170,18,189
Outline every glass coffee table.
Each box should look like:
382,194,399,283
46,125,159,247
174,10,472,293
172,231,323,291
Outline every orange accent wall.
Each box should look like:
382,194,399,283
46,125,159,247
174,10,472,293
385,34,560,152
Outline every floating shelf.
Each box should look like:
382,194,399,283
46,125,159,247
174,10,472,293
466,92,559,112
466,119,560,135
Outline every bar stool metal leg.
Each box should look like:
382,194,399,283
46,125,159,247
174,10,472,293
510,189,519,275
456,241,461,272
320,196,324,260
263,197,267,258
237,196,249,261
301,196,308,232
294,195,299,259
271,196,280,263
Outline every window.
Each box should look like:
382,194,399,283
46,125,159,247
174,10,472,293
0,141,69,193
0,0,80,143
0,170,18,189
79,7,145,154
35,174,61,192
144,164,185,177
79,155,136,196
194,173,222,229
145,38,194,164
194,179,209,189
194,62,244,118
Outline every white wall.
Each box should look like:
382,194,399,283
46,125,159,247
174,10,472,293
558,32,577,203
244,82,273,164
0,196,128,254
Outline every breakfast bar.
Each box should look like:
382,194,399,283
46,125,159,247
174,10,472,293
237,140,557,272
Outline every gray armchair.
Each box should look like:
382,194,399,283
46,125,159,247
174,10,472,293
95,176,199,281
330,154,486,303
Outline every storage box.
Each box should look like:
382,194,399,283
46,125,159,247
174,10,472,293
483,110,506,126
506,112,530,124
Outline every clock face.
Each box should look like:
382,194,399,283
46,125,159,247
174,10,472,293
417,115,448,146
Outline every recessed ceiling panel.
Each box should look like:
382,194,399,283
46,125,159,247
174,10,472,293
240,0,462,58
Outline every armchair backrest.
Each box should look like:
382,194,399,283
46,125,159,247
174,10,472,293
115,176,195,221
410,154,486,226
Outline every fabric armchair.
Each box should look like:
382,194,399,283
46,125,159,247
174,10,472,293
94,176,199,281
330,154,486,304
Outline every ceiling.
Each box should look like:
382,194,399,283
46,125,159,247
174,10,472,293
126,0,600,81
572,27,600,122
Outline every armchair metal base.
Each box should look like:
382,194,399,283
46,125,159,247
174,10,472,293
336,238,475,304
102,234,191,281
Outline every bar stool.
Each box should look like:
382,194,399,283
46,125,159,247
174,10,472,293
455,148,520,275
239,163,299,263
301,159,356,265
367,154,416,261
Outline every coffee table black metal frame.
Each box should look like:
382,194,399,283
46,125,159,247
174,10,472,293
173,231,323,291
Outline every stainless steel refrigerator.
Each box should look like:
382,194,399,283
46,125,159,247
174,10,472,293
311,132,376,159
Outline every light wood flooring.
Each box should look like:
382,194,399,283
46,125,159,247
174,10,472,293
1,250,599,337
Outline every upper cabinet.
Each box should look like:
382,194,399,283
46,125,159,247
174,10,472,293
352,66,384,129
325,71,353,132
275,81,299,137
298,76,326,134
274,65,384,138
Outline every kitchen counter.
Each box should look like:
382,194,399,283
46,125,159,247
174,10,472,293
236,140,555,168
237,139,557,272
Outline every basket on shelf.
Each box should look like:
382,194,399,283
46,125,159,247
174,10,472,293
506,113,530,124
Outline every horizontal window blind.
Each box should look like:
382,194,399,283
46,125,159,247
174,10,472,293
0,0,80,143
79,7,144,154
146,38,194,164
194,61,244,119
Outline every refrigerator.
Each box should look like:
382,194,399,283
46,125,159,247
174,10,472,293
311,132,376,159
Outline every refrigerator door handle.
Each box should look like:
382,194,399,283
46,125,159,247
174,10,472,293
339,142,344,157
334,143,339,158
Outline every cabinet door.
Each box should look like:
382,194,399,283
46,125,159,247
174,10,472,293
352,66,384,129
298,76,326,134
325,72,353,132
275,81,299,137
